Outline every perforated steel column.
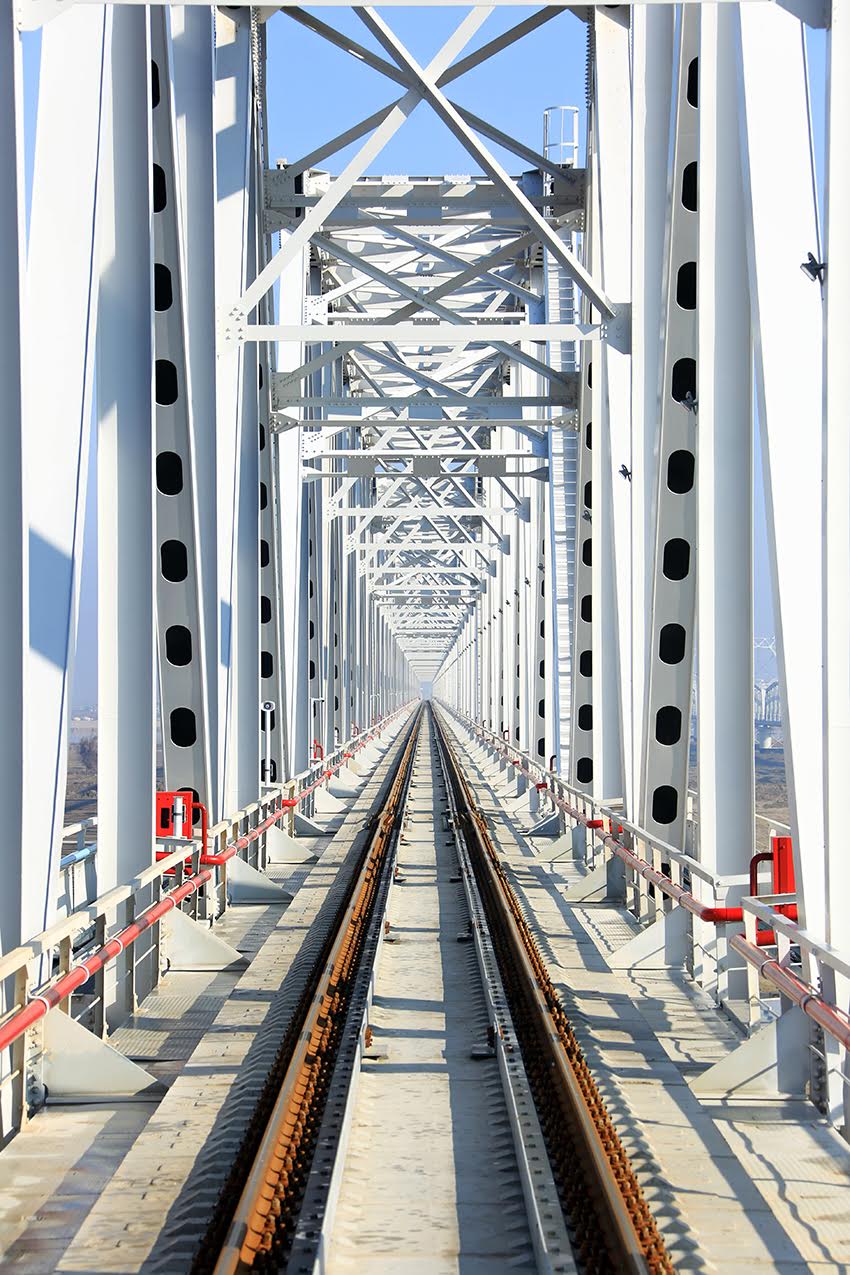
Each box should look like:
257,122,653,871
639,11,699,848
98,7,156,897
151,11,213,816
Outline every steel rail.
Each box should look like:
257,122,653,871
205,707,423,1274
431,715,577,1275
432,707,674,1275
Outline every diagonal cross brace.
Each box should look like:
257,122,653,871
357,6,615,318
280,230,571,388
236,7,493,318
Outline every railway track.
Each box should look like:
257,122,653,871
198,704,673,1275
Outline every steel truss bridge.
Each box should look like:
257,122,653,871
1,0,850,1271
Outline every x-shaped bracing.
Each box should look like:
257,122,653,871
230,5,613,324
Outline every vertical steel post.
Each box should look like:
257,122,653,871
822,0,850,1127
737,3,825,937
630,5,675,813
96,8,156,907
22,7,107,939
151,10,214,821
639,9,700,849
171,8,219,804
215,11,258,812
0,2,25,973
276,236,308,775
697,5,754,881
593,8,631,805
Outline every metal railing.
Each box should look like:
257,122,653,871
440,703,850,1127
0,703,415,1138
441,705,735,924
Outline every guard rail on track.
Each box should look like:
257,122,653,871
209,704,674,1274
210,705,423,1273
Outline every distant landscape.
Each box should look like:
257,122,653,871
753,747,791,847
65,734,98,825
65,712,790,852
688,743,790,853
64,712,164,829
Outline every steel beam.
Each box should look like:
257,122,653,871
629,3,674,815
737,1,825,936
171,6,220,804
215,11,259,812
97,6,155,898
235,9,492,316
697,4,754,880
21,7,106,940
151,9,214,819
824,0,850,989
357,7,616,319
0,0,25,974
639,9,699,848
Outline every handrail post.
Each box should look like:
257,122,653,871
11,964,30,1133
126,894,138,1012
93,913,108,1038
743,908,760,1029
152,871,163,990
250,806,260,870
58,935,72,1014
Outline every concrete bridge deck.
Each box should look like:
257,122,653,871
0,711,848,1274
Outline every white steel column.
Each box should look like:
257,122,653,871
21,8,106,939
823,0,850,955
594,9,631,806
276,241,308,775
0,1,25,962
821,0,850,1127
235,161,260,789
697,5,754,879
571,347,594,790
151,11,214,819
215,11,258,811
630,5,674,814
639,9,699,848
171,8,219,802
737,3,825,936
96,8,156,892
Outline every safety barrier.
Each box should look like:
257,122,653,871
0,703,415,1139
58,816,99,919
442,705,738,930
440,703,850,1126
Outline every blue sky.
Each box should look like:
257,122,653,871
21,10,825,706
265,7,589,173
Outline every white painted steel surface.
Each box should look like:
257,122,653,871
4,0,850,1250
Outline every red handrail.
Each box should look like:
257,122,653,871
730,933,850,1050
467,718,850,1048
0,869,211,1053
473,720,797,937
0,704,416,1058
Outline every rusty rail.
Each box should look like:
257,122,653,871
200,701,674,1274
207,707,423,1274
432,708,674,1275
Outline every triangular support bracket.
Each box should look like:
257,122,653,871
162,908,249,972
226,855,293,905
35,1010,165,1106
